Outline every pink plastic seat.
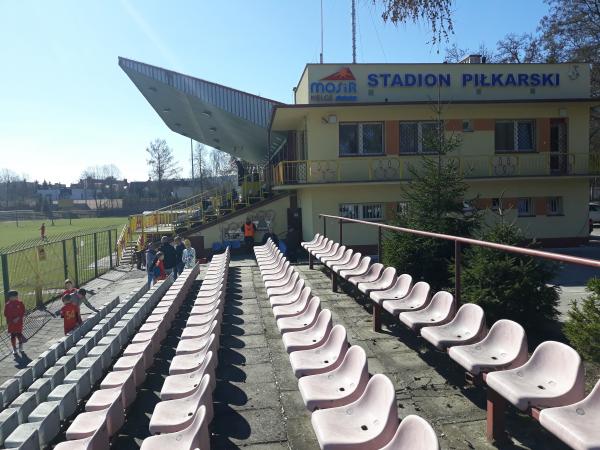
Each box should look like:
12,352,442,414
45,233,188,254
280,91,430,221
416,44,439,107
123,340,154,369
298,345,369,411
266,272,300,297
150,374,213,434
269,279,306,307
189,301,221,316
339,257,371,280
314,242,339,260
53,423,109,450
399,291,455,331
448,319,528,376
273,289,313,320
370,274,413,305
100,369,136,408
311,374,399,450
181,318,220,341
302,234,322,249
282,309,333,353
486,341,585,411
539,379,600,450
380,415,440,450
67,392,123,439
140,405,210,450
277,297,321,333
357,267,396,295
347,263,384,287
262,261,291,282
309,238,331,255
113,353,146,387
161,351,217,400
326,249,353,269
380,281,430,315
332,253,362,274
170,335,217,375
187,310,220,327
176,322,218,355
290,325,348,378
321,246,347,265
264,267,296,289
421,303,486,351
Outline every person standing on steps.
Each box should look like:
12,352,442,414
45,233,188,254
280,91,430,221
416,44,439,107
145,242,158,288
241,218,257,253
182,239,196,269
4,290,26,356
174,236,185,277
159,236,177,279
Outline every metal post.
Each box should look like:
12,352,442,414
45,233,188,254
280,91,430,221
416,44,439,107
72,238,79,287
339,219,343,245
62,240,68,279
486,387,508,443
373,303,382,332
455,241,461,304
323,216,327,237
378,227,382,262
108,230,113,269
93,233,98,278
1,254,10,299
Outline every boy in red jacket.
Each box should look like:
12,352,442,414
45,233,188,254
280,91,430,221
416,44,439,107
3,290,26,356
60,294,81,335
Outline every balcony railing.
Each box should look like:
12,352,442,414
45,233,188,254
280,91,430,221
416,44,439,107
273,152,600,186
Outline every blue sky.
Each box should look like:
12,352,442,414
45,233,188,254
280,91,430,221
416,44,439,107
0,0,547,183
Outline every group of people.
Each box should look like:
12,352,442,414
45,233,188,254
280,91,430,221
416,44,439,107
242,217,301,262
3,279,99,357
145,236,196,288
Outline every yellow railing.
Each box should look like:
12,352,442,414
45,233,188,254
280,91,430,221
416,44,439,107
273,152,600,186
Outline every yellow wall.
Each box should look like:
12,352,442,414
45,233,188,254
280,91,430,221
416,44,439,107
191,195,290,249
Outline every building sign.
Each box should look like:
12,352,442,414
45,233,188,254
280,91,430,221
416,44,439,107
367,72,561,88
310,67,358,102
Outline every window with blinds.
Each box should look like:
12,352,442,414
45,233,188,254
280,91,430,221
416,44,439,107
495,120,535,152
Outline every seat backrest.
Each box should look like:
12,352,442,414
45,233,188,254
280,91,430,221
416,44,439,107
395,273,413,291
368,263,384,277
341,345,369,379
453,303,485,329
326,324,348,349
527,341,585,390
305,297,322,317
427,291,455,314
191,374,212,418
484,319,528,363
188,405,209,449
335,245,347,257
408,281,430,301
314,309,333,333
382,415,440,450
355,374,399,441
345,252,362,267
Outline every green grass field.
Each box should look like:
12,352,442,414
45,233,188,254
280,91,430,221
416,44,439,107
0,217,128,249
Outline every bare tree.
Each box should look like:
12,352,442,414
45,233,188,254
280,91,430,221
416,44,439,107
146,139,180,203
374,0,454,47
496,33,545,63
445,42,497,63
0,168,20,209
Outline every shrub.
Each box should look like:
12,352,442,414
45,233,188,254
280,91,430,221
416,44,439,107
564,278,600,362
460,221,559,330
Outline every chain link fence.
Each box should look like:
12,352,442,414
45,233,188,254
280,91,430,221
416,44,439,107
0,227,120,330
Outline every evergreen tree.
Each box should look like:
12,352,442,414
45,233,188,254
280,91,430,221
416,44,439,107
460,221,559,330
382,118,479,290
564,278,600,363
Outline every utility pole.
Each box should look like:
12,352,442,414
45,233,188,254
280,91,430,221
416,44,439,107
351,0,357,63
190,138,195,193
320,0,324,63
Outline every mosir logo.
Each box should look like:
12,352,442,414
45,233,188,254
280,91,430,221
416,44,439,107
310,67,357,102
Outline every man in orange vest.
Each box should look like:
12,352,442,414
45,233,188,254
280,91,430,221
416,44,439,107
241,218,257,253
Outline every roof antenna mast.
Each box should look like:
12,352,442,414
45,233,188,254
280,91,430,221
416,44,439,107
320,0,324,63
352,0,357,63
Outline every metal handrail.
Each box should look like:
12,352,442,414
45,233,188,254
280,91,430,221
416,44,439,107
319,213,600,308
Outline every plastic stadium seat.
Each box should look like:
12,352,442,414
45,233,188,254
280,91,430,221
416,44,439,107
421,303,486,351
181,318,220,341
357,267,396,295
170,335,217,375
448,319,528,376
311,374,399,450
113,353,146,387
339,257,371,280
266,272,300,297
282,309,333,353
347,263,383,287
100,369,136,408
66,392,123,439
399,291,455,331
262,261,291,282
539,379,600,450
176,322,218,356
302,234,322,249
326,249,353,269
315,241,338,260
380,282,430,315
486,341,585,411
310,239,332,257
331,253,362,274
269,280,307,307
140,405,210,450
277,297,321,334
161,352,217,400
321,246,347,266
273,290,312,320
53,422,109,450
380,415,440,450
370,274,413,305
264,267,296,289
290,325,349,378
298,345,369,412
150,375,213,434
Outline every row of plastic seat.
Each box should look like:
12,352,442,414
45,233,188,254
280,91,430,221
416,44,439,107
0,285,159,450
140,247,230,450
304,233,600,450
50,268,197,449
255,239,440,450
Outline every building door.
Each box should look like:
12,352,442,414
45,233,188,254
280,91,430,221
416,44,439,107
550,119,568,175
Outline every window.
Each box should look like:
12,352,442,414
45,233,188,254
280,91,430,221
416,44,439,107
517,198,534,216
399,121,440,153
491,198,500,211
547,197,563,215
339,122,383,156
339,203,383,221
495,120,535,152
397,201,409,216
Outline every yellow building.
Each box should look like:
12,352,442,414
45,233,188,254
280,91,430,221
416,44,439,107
121,57,599,250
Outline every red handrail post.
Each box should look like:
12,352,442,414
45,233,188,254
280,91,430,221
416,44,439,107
455,241,462,304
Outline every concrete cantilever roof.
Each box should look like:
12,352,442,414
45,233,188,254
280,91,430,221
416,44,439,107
119,57,285,163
